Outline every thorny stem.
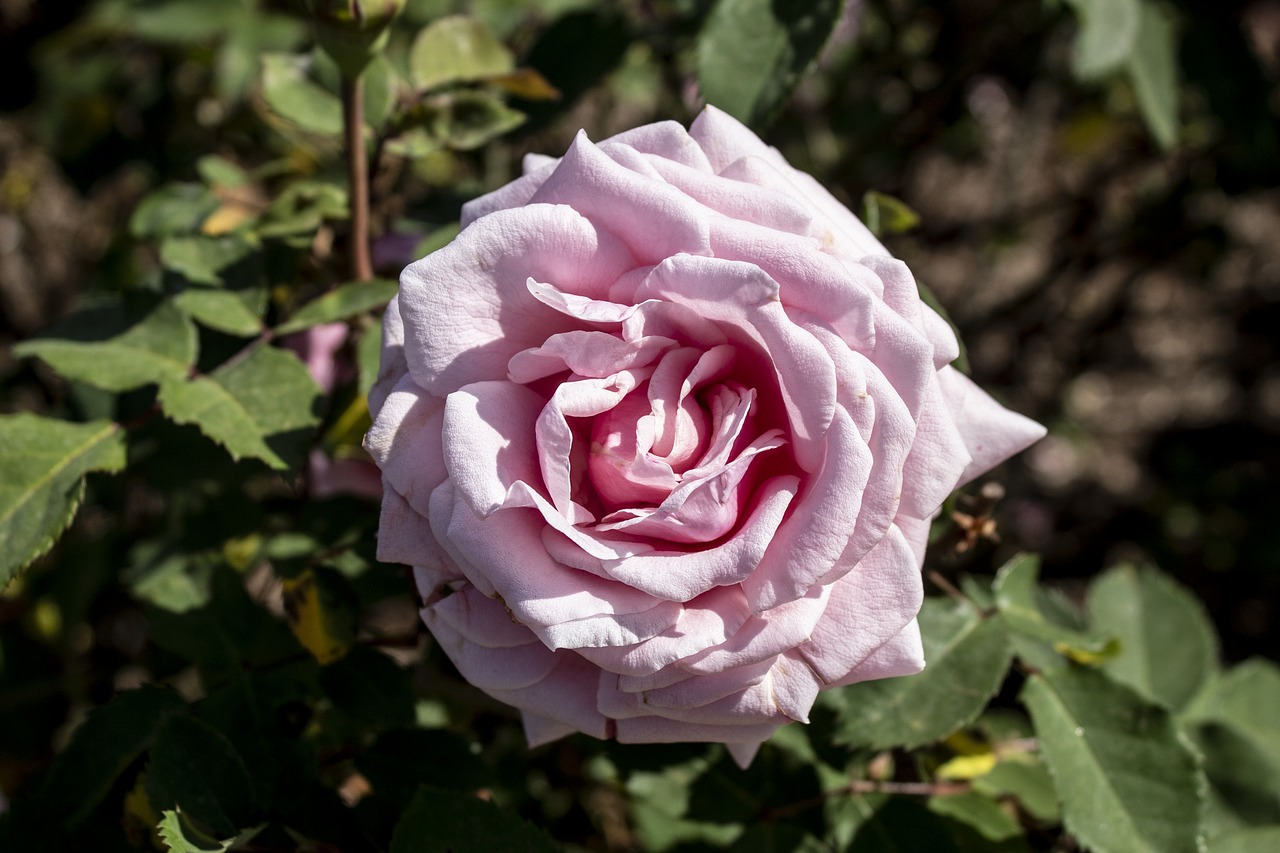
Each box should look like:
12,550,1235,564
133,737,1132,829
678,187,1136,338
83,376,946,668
342,73,373,282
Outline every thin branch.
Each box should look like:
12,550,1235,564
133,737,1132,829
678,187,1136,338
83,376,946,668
342,73,374,282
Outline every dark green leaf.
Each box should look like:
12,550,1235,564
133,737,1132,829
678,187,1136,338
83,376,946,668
260,53,343,136
147,715,256,839
1190,722,1280,835
389,786,559,853
993,553,1116,663
257,180,347,241
357,729,490,800
1185,659,1280,770
1086,564,1218,711
275,279,398,334
409,16,515,92
158,345,321,470
927,791,1022,842
14,299,196,392
38,686,186,827
125,551,217,613
830,597,1013,750
319,645,414,729
696,0,842,128
146,568,301,673
160,234,258,286
1021,667,1206,853
173,289,263,337
846,795,962,853
130,183,219,239
0,414,127,585
1126,0,1179,150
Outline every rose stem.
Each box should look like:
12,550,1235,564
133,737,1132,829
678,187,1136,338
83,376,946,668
341,73,373,282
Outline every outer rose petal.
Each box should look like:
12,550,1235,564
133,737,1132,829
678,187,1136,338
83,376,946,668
367,106,1045,764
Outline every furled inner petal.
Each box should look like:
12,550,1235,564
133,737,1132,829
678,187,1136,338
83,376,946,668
595,430,785,543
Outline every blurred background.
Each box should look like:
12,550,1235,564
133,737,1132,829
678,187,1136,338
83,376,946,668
0,0,1277,846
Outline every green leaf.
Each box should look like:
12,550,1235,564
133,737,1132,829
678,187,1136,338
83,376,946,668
160,234,258,286
971,755,1060,823
1063,0,1142,79
147,715,256,839
830,597,1013,750
395,91,526,154
409,16,515,92
357,729,491,800
1086,564,1218,711
1208,827,1280,853
845,795,962,853
275,279,398,334
1021,667,1206,853
389,786,559,853
14,299,196,392
993,553,1116,661
0,414,127,585
131,183,220,239
156,809,233,853
1126,0,1179,150
158,345,321,470
861,191,921,237
196,155,250,188
927,791,1023,842
319,645,414,729
1184,659,1280,770
37,686,186,827
696,0,842,128
257,180,347,241
1189,722,1280,834
124,552,217,614
260,53,343,136
173,288,264,337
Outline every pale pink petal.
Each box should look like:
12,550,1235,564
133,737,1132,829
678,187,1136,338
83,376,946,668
938,366,1047,485
398,205,634,396
364,374,446,517
375,485,453,573
829,618,925,687
743,408,872,611
797,524,924,684
682,581,831,674
614,716,779,745
636,256,836,472
528,132,711,263
601,120,714,171
368,296,406,417
522,712,577,748
460,158,559,227
507,330,676,383
690,105,888,257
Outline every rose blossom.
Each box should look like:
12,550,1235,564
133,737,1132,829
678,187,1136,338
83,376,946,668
364,107,1044,765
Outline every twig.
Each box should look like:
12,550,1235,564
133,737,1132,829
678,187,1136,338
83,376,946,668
341,74,373,282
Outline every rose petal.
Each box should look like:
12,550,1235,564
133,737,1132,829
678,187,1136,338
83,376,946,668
398,205,634,396
797,523,924,684
938,366,1047,485
529,131,711,263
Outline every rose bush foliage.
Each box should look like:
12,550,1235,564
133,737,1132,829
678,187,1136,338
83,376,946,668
364,107,1044,764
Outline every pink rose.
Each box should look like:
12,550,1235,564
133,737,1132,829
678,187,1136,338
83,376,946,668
364,107,1044,765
